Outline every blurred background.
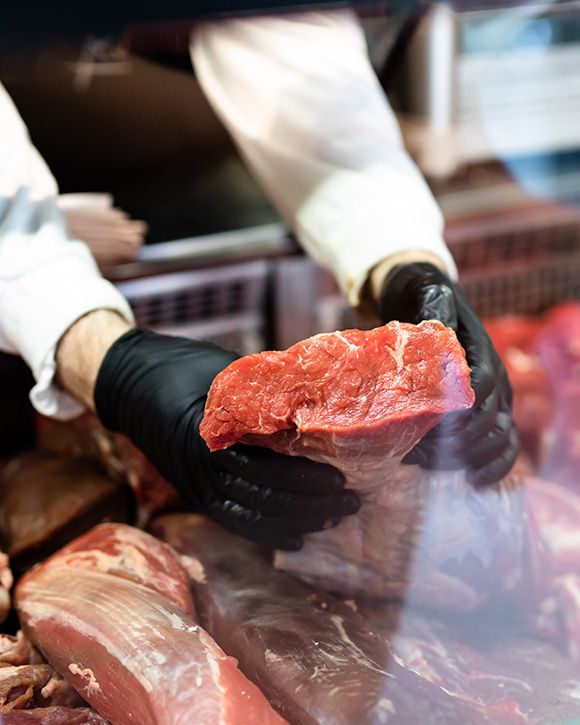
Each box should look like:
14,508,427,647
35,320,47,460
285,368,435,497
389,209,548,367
4,0,580,454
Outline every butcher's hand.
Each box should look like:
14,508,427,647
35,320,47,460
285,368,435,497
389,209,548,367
93,329,359,550
377,262,518,486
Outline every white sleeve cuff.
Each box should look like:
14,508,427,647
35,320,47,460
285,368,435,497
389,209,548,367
0,242,134,420
294,166,457,310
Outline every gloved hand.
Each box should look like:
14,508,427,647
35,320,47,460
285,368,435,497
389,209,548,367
94,329,359,549
378,262,518,486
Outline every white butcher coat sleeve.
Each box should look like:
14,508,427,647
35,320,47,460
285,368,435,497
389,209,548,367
191,9,457,311
0,83,134,420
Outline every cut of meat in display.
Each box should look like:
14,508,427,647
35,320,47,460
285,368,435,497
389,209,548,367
35,415,182,523
153,513,529,725
484,316,551,464
0,453,132,575
200,321,532,607
15,524,286,725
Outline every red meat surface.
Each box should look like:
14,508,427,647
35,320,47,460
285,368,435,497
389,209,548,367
35,415,181,524
15,524,285,725
535,304,580,490
484,317,552,462
201,321,534,608
154,513,529,725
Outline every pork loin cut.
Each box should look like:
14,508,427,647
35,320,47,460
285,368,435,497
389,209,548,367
16,524,285,725
201,321,528,607
154,513,528,725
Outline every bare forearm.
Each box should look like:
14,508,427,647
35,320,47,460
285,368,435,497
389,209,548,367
56,310,132,410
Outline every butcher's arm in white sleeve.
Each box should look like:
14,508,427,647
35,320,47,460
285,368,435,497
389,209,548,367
191,9,457,314
0,84,134,419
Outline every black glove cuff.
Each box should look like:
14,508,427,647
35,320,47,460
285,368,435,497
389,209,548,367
94,328,156,434
380,262,457,328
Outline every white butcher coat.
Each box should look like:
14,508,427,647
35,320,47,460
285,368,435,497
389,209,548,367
0,8,455,421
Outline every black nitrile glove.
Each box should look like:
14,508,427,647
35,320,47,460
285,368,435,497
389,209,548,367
379,263,518,486
94,330,359,550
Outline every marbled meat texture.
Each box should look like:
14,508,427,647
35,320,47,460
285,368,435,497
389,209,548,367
153,513,529,725
201,321,531,608
15,524,285,725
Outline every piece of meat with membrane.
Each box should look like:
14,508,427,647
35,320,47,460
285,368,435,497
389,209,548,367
15,524,285,725
153,513,529,725
48,523,194,615
0,707,109,724
201,321,533,607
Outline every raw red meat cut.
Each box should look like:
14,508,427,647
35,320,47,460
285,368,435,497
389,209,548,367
0,707,109,724
16,524,285,725
36,415,181,523
484,317,552,462
153,513,529,725
200,321,531,608
0,454,132,574
536,303,580,390
535,305,580,490
46,523,195,615
360,602,580,724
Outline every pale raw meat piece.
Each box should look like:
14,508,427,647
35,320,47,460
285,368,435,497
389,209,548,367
48,523,194,615
15,524,285,725
0,707,109,724
153,513,529,725
200,321,530,607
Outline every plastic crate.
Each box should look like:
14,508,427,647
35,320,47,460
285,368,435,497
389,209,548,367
115,261,268,355
446,201,580,316
445,202,580,271
461,252,580,318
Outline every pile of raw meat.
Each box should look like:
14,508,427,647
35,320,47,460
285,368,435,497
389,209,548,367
1,306,580,724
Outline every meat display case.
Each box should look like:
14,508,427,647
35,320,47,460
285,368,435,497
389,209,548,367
4,6,580,721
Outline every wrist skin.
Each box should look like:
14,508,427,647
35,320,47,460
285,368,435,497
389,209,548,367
56,310,133,411
368,251,450,313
